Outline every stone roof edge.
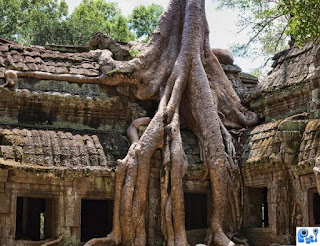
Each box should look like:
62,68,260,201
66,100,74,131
241,117,320,176
0,36,19,45
271,39,320,68
0,160,115,176
249,77,313,103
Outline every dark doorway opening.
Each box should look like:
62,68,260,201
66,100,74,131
246,187,269,228
184,193,207,230
15,197,53,241
313,192,320,225
81,199,113,242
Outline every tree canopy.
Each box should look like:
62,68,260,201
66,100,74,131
219,0,320,61
0,0,163,46
66,0,135,45
0,0,68,45
281,0,320,45
129,4,164,42
2,0,319,66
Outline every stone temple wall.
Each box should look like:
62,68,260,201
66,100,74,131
240,40,320,246
0,38,253,245
0,126,207,246
241,120,319,245
1,35,320,246
250,41,320,122
0,168,115,246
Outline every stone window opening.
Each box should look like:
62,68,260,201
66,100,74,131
245,187,269,228
309,189,320,226
15,197,53,241
184,193,208,230
261,194,269,228
81,199,113,242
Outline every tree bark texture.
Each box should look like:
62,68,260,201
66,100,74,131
83,0,257,245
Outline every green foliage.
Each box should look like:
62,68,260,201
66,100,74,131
219,0,320,59
280,0,320,47
129,49,140,58
0,0,68,45
109,14,135,42
66,0,134,45
0,0,137,46
129,4,163,42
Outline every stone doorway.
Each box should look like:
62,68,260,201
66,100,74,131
309,188,320,226
184,193,208,230
15,197,53,241
245,187,269,228
81,199,113,242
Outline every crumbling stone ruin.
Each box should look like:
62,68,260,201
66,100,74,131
242,40,320,245
0,35,254,246
0,1,319,245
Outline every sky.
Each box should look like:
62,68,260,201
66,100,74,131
65,0,260,73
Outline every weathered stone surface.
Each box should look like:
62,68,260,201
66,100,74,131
0,146,15,160
0,127,129,168
0,42,101,79
0,193,10,213
241,116,320,245
1,36,320,246
251,40,320,121
241,119,317,172
0,170,8,182
0,87,132,131
0,167,116,245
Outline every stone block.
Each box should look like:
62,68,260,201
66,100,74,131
0,193,10,213
5,135,25,147
0,45,9,52
278,121,306,131
56,66,68,74
65,187,80,227
83,69,99,76
82,63,95,69
13,146,23,162
34,57,43,63
0,170,8,182
27,62,39,71
0,146,14,160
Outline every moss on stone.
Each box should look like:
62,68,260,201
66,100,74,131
0,116,18,125
106,68,131,76
98,125,113,131
51,121,95,131
278,121,306,132
129,49,140,58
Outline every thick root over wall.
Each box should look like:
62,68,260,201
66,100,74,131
84,0,258,245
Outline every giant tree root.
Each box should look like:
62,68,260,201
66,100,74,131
0,1,257,245
41,235,63,246
79,0,258,245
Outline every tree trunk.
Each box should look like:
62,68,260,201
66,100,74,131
84,0,258,245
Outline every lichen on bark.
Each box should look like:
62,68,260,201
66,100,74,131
83,0,257,245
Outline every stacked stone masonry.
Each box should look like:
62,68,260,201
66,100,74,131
241,39,320,245
0,43,100,78
251,40,320,122
0,36,320,246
